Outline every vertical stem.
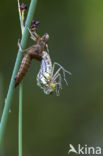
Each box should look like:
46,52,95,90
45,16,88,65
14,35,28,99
17,0,23,30
0,74,5,156
0,73,3,118
0,0,37,148
18,83,23,156
18,0,24,155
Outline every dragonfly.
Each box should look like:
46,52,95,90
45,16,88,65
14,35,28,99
37,50,71,96
16,25,71,95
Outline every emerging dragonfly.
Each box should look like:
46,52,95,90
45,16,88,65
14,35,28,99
27,24,72,95
16,22,71,95
36,50,71,96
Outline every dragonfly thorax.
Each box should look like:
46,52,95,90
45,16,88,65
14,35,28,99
37,72,56,94
43,82,56,94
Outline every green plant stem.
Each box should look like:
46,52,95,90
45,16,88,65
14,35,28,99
0,0,37,148
18,83,23,156
18,2,24,156
0,73,3,118
17,0,23,31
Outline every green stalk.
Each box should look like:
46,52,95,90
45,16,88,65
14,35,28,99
0,74,5,156
17,0,23,32
0,0,37,148
0,73,3,118
18,83,23,156
18,1,24,156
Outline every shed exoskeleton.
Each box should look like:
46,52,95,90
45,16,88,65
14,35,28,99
15,28,49,87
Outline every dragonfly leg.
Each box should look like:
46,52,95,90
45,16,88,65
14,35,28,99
53,73,62,96
18,39,26,53
51,62,56,77
33,31,40,39
18,39,30,53
51,62,63,77
27,27,40,42
54,62,71,75
27,27,37,41
52,62,71,85
54,73,62,89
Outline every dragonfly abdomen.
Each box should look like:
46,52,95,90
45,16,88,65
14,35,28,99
37,51,53,90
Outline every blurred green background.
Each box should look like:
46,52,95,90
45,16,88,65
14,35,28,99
0,0,103,156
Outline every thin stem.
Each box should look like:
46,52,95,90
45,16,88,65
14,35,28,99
18,83,23,156
0,0,37,148
18,1,24,156
0,73,3,119
17,0,23,31
0,74,5,156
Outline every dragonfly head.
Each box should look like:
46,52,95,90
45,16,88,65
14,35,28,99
43,82,56,95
